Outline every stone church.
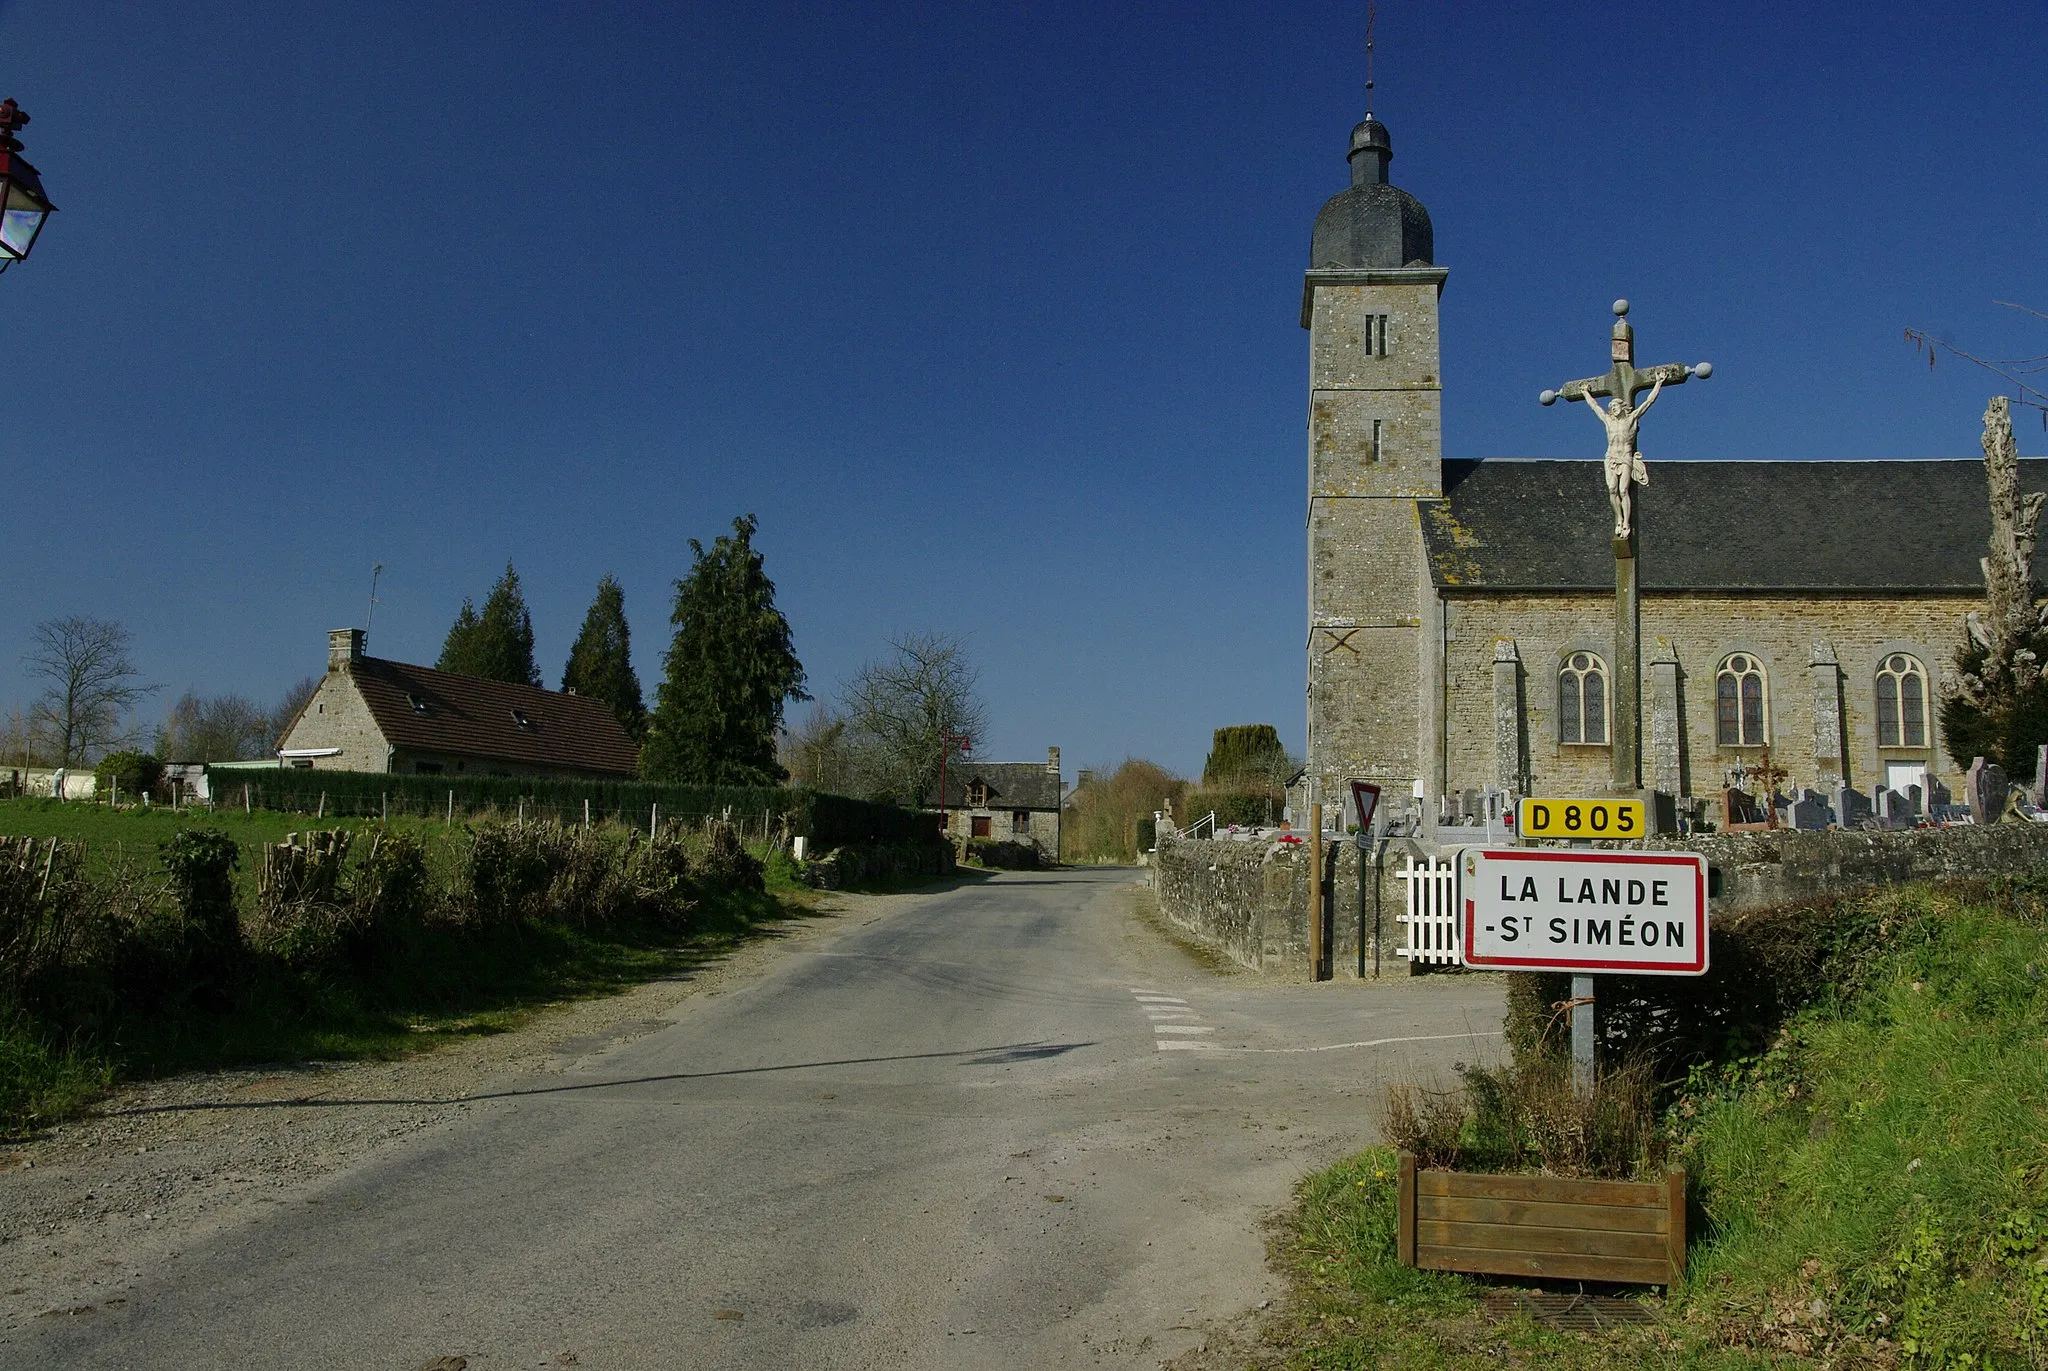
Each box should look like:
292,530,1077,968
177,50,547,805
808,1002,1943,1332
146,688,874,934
1301,108,2043,821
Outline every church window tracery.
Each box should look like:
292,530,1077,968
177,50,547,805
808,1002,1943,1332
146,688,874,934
1558,652,1608,745
1716,654,1769,747
1876,654,1929,748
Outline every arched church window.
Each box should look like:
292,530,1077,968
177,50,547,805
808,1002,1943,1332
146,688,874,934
1559,652,1609,745
1716,654,1768,746
1876,653,1929,748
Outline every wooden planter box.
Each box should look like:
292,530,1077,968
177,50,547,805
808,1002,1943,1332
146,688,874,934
1396,1151,1686,1286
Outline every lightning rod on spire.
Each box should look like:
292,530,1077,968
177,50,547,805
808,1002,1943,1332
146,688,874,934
1364,5,1377,118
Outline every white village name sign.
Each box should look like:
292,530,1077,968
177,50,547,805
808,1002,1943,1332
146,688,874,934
1458,848,1709,976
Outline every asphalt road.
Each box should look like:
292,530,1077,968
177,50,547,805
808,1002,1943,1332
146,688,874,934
8,868,1503,1370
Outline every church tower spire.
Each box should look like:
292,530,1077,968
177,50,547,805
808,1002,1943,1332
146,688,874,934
1301,85,1451,818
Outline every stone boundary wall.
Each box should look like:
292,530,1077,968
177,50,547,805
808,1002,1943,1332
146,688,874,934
1152,833,1414,976
1668,822,2048,912
1153,823,2048,974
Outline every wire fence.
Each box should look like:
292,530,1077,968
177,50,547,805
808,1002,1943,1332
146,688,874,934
22,803,787,902
199,782,796,844
52,780,797,848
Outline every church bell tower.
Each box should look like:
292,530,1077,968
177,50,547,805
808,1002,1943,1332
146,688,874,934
1302,110,1447,820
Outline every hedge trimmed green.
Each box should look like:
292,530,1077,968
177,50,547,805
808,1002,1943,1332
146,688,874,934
204,768,935,848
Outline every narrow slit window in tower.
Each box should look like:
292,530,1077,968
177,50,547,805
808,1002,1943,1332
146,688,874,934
1370,418,1383,463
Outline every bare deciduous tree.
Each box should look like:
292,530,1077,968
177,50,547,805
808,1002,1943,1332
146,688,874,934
840,633,989,806
270,674,321,742
25,616,156,765
779,704,859,794
1906,300,2048,419
156,691,273,762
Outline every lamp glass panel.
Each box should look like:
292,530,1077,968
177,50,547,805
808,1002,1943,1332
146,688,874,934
0,209,42,258
0,179,48,259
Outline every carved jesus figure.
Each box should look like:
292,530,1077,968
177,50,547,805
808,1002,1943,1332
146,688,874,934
1578,377,1663,538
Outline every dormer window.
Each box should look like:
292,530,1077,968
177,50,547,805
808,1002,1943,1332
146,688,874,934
407,694,429,716
965,780,989,807
511,709,534,731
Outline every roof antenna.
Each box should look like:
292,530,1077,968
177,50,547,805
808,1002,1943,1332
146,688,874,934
366,563,384,638
1364,4,1377,119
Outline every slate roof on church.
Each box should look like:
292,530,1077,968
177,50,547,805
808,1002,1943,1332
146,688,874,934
347,657,640,776
934,763,1062,811
1418,458,2048,593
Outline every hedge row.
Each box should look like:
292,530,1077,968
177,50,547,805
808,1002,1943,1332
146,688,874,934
204,769,936,848
1502,873,2048,1072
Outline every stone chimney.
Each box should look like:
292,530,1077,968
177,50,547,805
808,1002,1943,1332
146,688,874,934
328,628,365,671
1047,746,1061,778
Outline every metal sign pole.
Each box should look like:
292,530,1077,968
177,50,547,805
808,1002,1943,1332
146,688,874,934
1348,782,1384,981
1571,974,1596,1100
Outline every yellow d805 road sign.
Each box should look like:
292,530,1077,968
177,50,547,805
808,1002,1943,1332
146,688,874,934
1516,797,1645,839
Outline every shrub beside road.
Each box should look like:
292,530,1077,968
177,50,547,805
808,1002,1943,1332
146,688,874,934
0,797,813,1138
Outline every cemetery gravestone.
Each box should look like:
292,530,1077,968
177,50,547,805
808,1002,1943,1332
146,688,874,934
1967,757,2009,825
1787,790,1831,831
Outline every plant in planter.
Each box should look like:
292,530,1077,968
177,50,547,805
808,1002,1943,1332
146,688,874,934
1384,1060,1686,1286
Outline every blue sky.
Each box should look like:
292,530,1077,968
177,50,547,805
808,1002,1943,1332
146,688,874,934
1,1,2042,779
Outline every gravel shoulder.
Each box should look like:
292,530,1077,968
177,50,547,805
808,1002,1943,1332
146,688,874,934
0,888,922,1331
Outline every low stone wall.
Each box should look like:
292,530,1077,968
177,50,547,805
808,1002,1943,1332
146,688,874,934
1154,822,2048,974
803,840,956,889
1672,822,2048,911
1152,833,1413,975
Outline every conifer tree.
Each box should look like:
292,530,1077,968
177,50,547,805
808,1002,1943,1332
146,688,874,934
437,563,541,686
563,573,647,740
641,515,807,784
1202,724,1291,787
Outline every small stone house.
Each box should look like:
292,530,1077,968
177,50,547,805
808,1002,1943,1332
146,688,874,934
936,748,1063,857
274,629,639,779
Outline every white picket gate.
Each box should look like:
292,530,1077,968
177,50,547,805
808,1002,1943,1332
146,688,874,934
1396,855,1462,964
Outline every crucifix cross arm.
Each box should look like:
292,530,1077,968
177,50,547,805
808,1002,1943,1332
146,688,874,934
1547,361,1699,408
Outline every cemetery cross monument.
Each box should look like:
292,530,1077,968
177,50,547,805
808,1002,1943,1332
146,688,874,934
1541,301,1712,793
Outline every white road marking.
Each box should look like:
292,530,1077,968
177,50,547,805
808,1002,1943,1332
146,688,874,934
1152,1025,1216,1035
1132,995,1188,1005
1201,1030,1504,1055
1154,1040,1224,1051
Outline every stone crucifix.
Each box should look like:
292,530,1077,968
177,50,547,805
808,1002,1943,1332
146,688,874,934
1541,299,1712,794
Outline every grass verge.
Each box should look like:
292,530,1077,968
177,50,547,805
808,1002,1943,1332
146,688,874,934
0,801,835,1138
1240,882,2048,1370
1,889,819,1139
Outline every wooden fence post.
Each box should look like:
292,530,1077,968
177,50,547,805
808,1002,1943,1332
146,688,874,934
1667,1166,1688,1284
1397,1150,1417,1267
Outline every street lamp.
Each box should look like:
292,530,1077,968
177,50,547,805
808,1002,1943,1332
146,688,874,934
0,100,55,274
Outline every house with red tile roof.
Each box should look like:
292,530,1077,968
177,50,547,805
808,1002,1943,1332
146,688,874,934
272,629,639,779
